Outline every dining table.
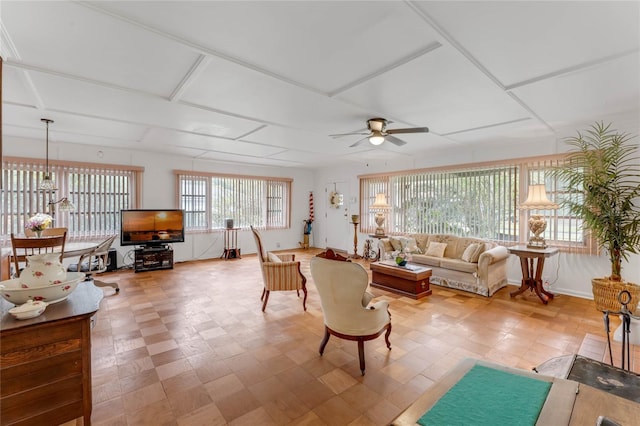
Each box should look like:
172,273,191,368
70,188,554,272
1,240,100,281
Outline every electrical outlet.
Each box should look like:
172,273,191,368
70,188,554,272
276,242,281,248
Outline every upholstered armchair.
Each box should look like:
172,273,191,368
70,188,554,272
250,226,307,312
310,253,391,375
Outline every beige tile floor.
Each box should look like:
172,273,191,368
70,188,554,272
72,249,636,425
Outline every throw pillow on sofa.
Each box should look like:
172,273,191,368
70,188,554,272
461,243,479,262
389,237,404,252
425,242,447,258
472,243,486,262
461,243,486,263
405,237,422,254
381,239,394,254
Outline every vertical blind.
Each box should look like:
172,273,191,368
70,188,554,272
1,157,141,243
359,154,596,254
175,171,292,230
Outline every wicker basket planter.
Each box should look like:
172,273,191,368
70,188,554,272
592,278,640,313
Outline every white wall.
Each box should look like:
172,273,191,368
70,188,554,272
4,135,314,268
6,123,639,299
311,131,640,300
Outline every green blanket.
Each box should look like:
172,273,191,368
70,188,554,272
417,365,551,426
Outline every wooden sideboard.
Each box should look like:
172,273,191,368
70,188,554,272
0,282,103,425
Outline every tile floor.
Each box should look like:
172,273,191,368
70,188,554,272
71,249,636,425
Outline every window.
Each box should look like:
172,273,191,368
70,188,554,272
361,165,519,243
1,157,142,243
359,155,595,254
175,170,291,231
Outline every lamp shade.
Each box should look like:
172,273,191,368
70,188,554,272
370,193,390,209
58,198,75,211
39,176,58,191
519,185,558,210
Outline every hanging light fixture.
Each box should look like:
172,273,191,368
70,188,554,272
49,197,75,211
39,118,57,191
39,118,75,212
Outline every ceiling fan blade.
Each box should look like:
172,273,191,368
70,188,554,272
349,137,370,147
329,128,369,138
387,127,429,134
385,135,407,146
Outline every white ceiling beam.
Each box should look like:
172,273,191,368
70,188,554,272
505,48,640,91
6,61,168,101
441,117,532,136
19,70,47,111
328,41,442,97
169,54,210,102
0,18,20,60
405,0,555,134
76,0,331,97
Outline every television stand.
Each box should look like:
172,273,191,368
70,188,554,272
134,245,173,272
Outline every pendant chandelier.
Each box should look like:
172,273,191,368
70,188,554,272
39,118,57,191
39,118,75,211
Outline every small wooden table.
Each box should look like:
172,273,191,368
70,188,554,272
508,245,559,304
370,261,432,299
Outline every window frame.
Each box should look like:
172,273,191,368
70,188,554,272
174,170,292,232
359,154,596,254
1,156,142,243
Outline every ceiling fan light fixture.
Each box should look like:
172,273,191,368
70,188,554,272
369,134,385,145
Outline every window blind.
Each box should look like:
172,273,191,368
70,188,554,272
359,154,596,254
175,171,291,231
1,157,141,243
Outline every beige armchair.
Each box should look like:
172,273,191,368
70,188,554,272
250,226,307,312
310,252,391,375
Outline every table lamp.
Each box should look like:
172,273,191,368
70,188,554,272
370,193,390,236
519,184,558,249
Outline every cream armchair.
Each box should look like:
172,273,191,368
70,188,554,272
310,253,391,375
250,226,307,312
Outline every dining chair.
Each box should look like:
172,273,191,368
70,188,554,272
24,227,68,237
10,232,67,278
310,251,392,375
67,235,119,293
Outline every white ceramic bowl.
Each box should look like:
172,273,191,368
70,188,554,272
0,272,86,305
9,299,48,320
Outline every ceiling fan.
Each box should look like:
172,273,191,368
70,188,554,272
330,118,429,147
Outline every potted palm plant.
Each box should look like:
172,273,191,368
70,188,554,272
553,122,640,312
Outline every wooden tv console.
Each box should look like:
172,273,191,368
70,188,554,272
134,245,174,272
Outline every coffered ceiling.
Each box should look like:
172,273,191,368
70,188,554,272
2,1,639,168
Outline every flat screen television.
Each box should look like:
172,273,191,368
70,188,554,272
120,209,185,247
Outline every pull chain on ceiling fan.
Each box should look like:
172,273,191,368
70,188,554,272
330,118,429,147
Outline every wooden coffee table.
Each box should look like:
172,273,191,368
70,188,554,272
370,261,432,299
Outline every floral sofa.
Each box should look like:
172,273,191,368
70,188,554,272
378,234,510,297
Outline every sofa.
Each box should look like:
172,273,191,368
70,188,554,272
378,234,510,297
